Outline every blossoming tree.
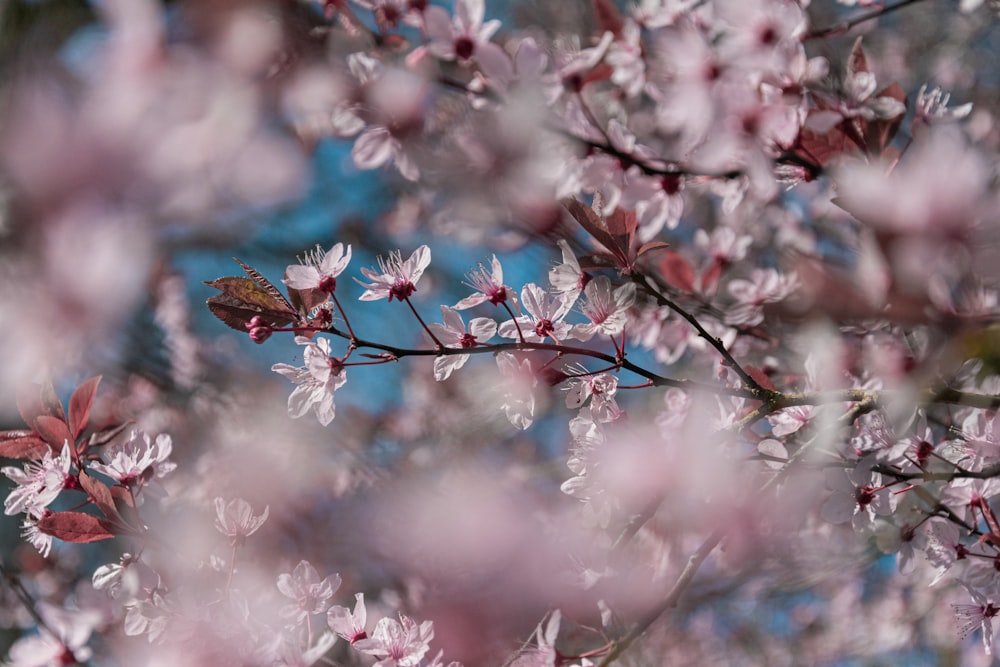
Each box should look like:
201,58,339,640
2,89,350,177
2,0,1000,664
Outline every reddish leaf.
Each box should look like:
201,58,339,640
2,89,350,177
636,241,670,258
68,376,101,440
15,384,43,431
35,415,72,449
863,82,907,155
0,431,50,460
206,291,299,333
699,257,725,297
286,284,329,316
88,421,132,448
37,511,116,543
78,470,120,524
39,379,66,423
592,0,624,38
564,199,617,255
846,36,868,80
657,250,695,293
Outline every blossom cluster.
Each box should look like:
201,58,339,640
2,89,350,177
3,0,1000,664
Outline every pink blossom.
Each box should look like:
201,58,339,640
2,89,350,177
2,443,73,519
425,306,497,381
284,243,353,294
353,613,434,667
954,584,1000,654
88,429,175,497
272,336,347,426
499,283,575,343
454,255,516,310
276,560,342,624
424,0,513,84
574,276,637,340
328,593,368,644
356,245,431,302
496,351,538,429
214,497,269,547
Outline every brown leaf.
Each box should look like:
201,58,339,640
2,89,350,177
234,258,295,313
38,511,116,543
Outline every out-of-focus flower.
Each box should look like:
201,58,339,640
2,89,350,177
277,560,341,624
915,84,973,123
425,0,513,83
496,352,538,429
214,497,269,547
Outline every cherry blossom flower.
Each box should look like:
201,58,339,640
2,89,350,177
510,610,562,666
352,613,434,667
820,460,896,531
272,336,347,426
564,370,622,422
328,593,368,644
549,240,590,297
214,497,269,548
88,429,175,500
953,584,1000,654
453,255,516,310
284,243,353,294
425,306,497,381
424,0,513,84
915,84,973,124
4,603,101,667
496,351,538,429
573,276,637,340
277,560,342,624
499,283,575,343
356,245,431,302
2,443,73,519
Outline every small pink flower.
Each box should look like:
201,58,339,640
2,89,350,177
426,306,497,381
284,243,352,294
272,336,347,426
424,0,513,83
454,255,516,310
214,497,269,547
277,560,342,624
353,613,434,667
574,276,636,339
356,245,431,302
328,592,368,644
499,283,574,343
2,443,73,519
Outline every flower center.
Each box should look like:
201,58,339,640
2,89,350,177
454,36,476,61
535,319,555,339
389,281,417,301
